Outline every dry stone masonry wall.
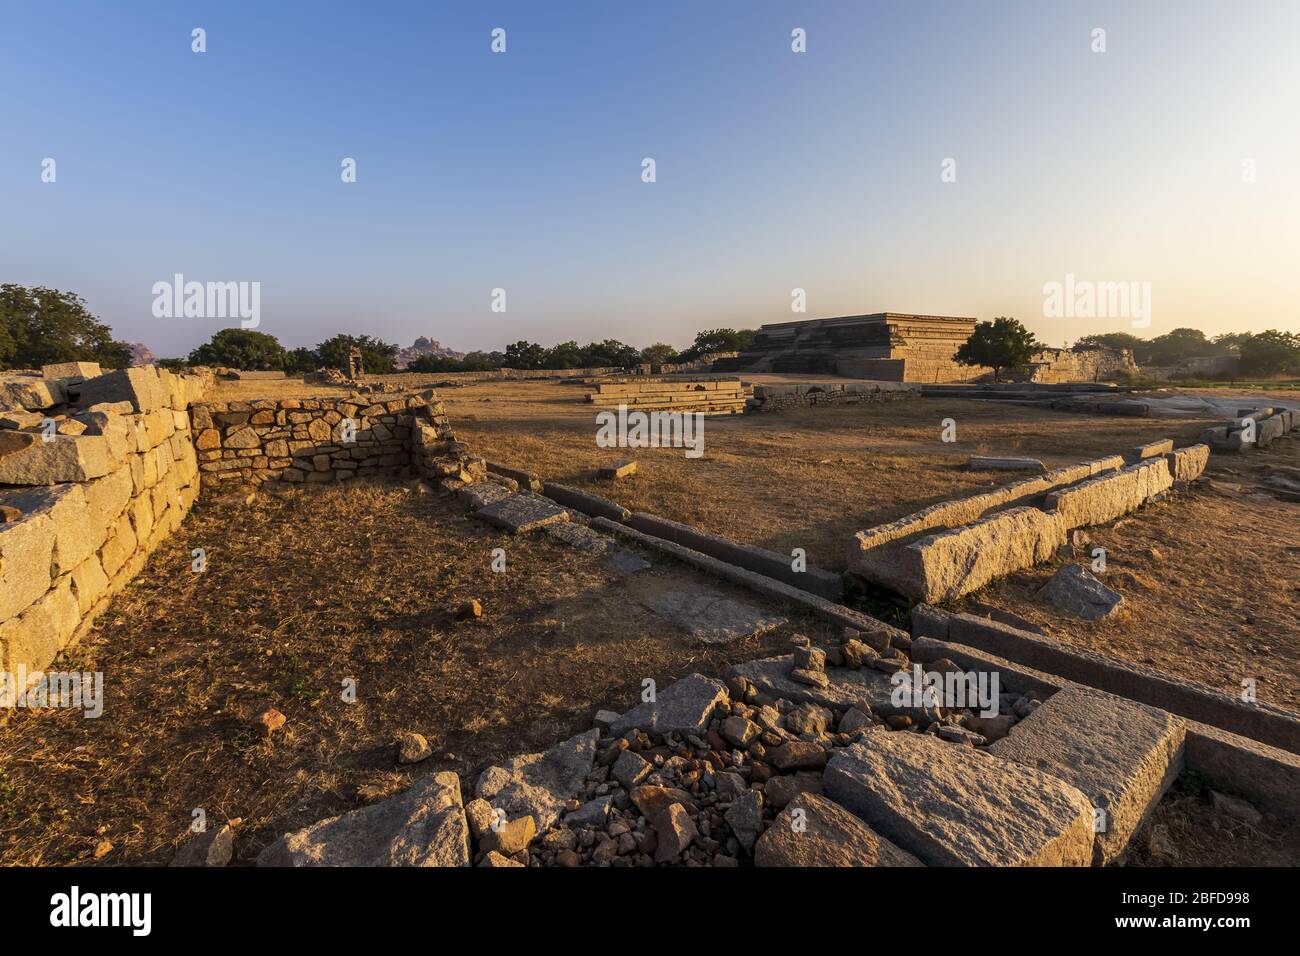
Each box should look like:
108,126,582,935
192,390,484,495
1,364,211,688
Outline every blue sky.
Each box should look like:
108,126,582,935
2,0,1296,358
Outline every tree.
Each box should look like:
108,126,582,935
188,328,288,370
955,317,1040,382
0,284,133,370
641,342,678,366
1145,328,1210,366
284,347,321,374
543,340,585,369
678,328,755,361
579,339,641,368
314,334,398,374
504,340,547,369
1239,330,1300,377
1075,332,1146,355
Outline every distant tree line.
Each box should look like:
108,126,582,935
1077,328,1300,377
180,326,759,373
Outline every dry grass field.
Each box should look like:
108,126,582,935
0,481,821,865
6,374,1295,866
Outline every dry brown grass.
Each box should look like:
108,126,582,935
440,379,1223,571
0,480,822,866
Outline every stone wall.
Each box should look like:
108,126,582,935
1,365,212,693
747,381,919,411
192,391,483,494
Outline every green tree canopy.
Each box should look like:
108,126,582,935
0,284,132,370
504,340,547,369
1238,330,1300,377
188,328,288,370
1145,327,1211,366
640,342,679,366
955,317,1040,382
678,328,755,361
314,334,398,374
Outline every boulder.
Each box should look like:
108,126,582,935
1036,565,1124,621
755,793,923,867
257,772,470,867
608,673,728,737
475,729,600,831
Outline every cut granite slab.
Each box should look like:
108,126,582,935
989,684,1186,864
474,493,569,533
257,771,470,867
823,730,1095,867
640,586,785,644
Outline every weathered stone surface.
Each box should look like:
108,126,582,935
1164,444,1209,484
763,771,823,810
0,376,65,410
77,366,170,413
0,504,55,621
652,803,696,862
824,730,1095,866
854,507,1067,604
542,482,631,522
0,576,79,673
170,822,237,867
599,459,637,480
1037,565,1124,621
457,481,514,510
641,587,785,644
474,494,570,533
565,796,612,828
968,456,1046,473
396,731,432,764
724,790,763,853
755,793,923,868
258,772,470,867
43,361,102,383
768,740,830,771
543,519,650,573
475,729,600,831
989,685,1186,864
0,434,119,483
1044,458,1173,529
611,749,652,789
1126,438,1174,462
479,815,536,856
1,484,101,575
609,673,729,737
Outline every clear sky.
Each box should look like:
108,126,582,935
2,0,1297,358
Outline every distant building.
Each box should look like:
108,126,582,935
714,313,1137,383
715,313,979,381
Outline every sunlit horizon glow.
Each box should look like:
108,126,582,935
2,0,1296,358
